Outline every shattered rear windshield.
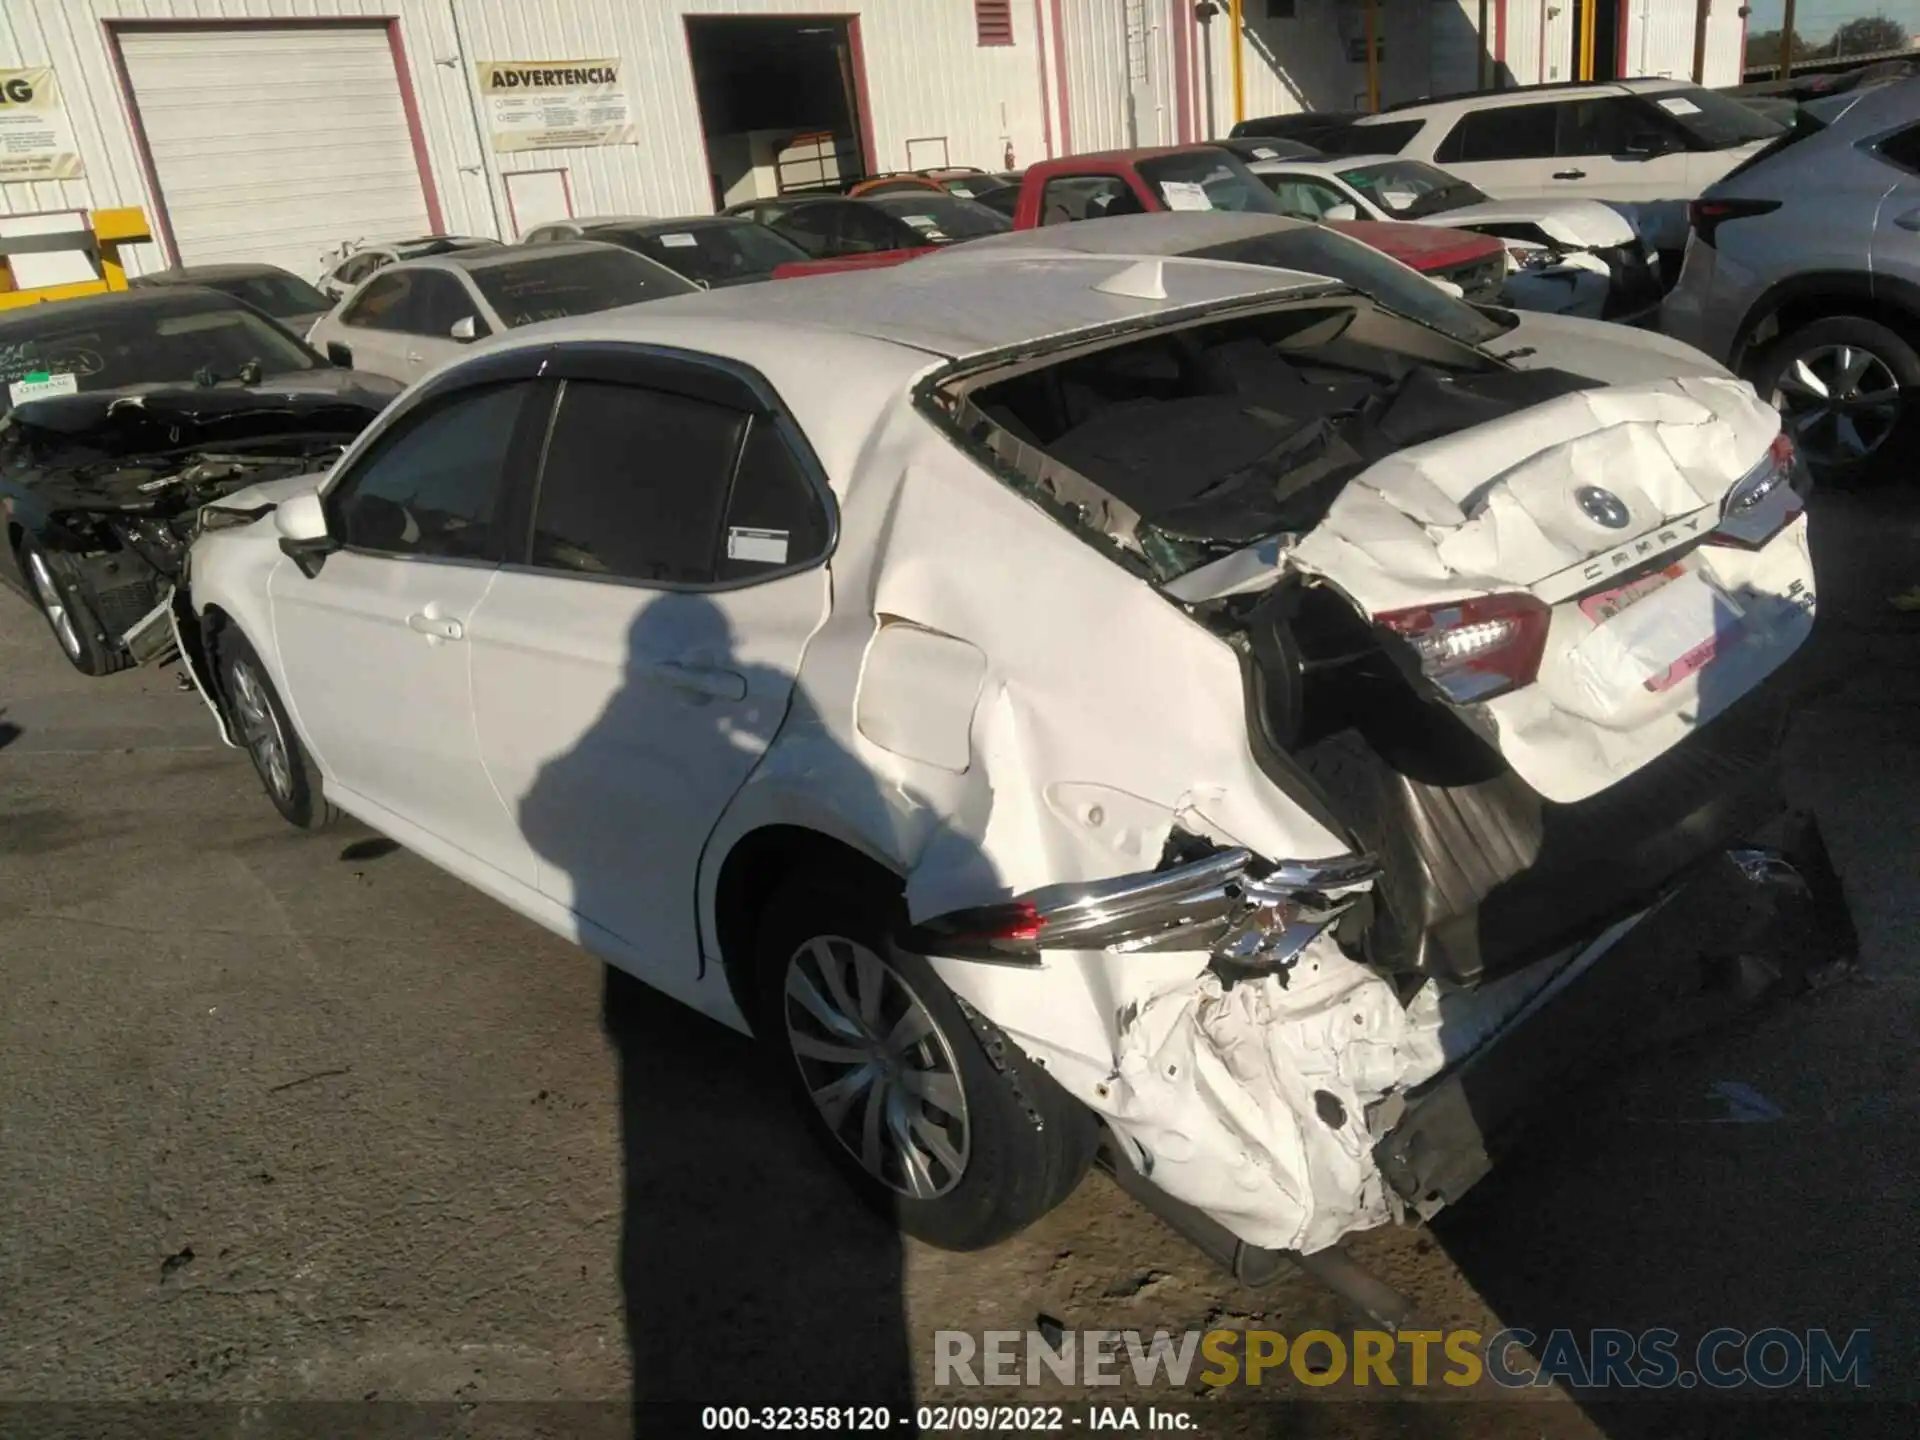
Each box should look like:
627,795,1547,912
1185,228,1508,347
0,293,318,416
467,249,699,327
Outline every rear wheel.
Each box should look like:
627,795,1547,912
1751,315,1919,481
216,629,338,831
19,538,132,677
754,869,1096,1251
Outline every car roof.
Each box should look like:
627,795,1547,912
501,250,1331,362
1030,144,1228,169
1245,154,1401,174
413,240,623,273
1368,76,1688,118
572,214,661,229
943,210,1318,257
0,284,235,332
133,262,297,284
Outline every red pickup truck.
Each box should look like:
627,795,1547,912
774,144,1508,299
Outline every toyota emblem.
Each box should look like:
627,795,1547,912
1576,485,1631,529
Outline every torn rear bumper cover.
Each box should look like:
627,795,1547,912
915,817,1853,1259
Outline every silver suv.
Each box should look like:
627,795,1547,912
1661,79,1920,476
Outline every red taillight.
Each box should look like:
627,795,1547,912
1376,592,1552,703
1687,198,1781,248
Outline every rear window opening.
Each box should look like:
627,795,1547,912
933,298,1589,581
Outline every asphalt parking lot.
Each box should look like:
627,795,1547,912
2,486,1916,1438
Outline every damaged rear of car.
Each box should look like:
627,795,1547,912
891,264,1844,1261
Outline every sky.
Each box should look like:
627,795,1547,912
1743,0,1920,42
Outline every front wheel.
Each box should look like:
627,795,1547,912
216,629,338,831
754,870,1096,1251
19,538,132,677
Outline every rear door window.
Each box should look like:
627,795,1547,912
527,380,748,585
1435,104,1558,163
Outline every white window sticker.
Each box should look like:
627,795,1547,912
727,526,790,565
948,185,975,197
1380,188,1418,211
1160,180,1213,212
7,371,77,406
902,214,939,229
1252,146,1278,159
658,232,699,248
1657,97,1702,116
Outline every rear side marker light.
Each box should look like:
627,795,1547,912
1375,592,1552,703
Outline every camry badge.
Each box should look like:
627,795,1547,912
1576,485,1631,529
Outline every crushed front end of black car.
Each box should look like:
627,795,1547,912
2,380,391,661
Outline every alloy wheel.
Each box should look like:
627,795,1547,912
1770,343,1904,465
25,551,81,659
783,934,970,1200
229,660,293,802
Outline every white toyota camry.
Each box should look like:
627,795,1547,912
169,253,1840,1268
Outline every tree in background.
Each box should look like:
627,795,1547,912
1829,14,1908,56
1745,28,1806,68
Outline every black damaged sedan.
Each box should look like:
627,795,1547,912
0,287,399,675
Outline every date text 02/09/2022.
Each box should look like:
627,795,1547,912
699,1404,1195,1431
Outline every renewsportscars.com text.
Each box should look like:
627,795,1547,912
934,1326,1871,1390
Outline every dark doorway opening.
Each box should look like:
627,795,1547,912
684,16,873,210
1574,0,1624,81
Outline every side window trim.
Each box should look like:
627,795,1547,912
320,354,554,569
505,346,839,594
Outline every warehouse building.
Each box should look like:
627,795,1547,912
0,0,1748,280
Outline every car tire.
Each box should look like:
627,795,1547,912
17,538,133,677
1749,315,1920,482
215,628,339,831
754,869,1096,1251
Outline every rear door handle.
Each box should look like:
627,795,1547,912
1552,169,1587,180
651,660,747,703
405,350,426,364
407,612,464,641
1895,207,1920,232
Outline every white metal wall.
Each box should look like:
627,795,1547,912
0,0,1056,276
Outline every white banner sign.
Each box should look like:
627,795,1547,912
0,68,84,181
477,60,635,153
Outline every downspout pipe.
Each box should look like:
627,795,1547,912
447,0,507,240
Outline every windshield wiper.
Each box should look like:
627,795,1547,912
193,358,264,388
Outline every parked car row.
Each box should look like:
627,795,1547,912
0,164,1852,1284
0,73,1886,1296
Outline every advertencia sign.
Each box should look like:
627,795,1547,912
477,60,634,152
0,68,84,181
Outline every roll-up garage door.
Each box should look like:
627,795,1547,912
117,25,434,278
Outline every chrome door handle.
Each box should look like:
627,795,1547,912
1895,208,1920,233
405,350,425,363
651,660,747,703
407,612,464,641
1551,169,1587,180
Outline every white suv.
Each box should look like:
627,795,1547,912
1344,79,1785,252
